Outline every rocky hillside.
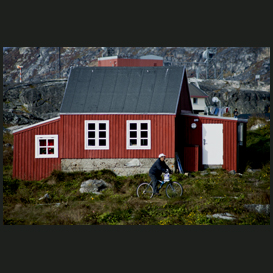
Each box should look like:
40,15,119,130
3,47,270,130
3,47,270,85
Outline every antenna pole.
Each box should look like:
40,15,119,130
17,65,23,83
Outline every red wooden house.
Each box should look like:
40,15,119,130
13,65,247,181
13,66,192,180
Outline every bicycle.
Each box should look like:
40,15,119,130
136,171,183,199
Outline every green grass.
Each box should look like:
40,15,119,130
2,121,270,225
3,164,270,225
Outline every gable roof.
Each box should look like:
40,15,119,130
60,66,187,115
189,83,208,98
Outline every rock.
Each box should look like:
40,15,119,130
200,171,208,176
247,168,261,173
3,143,12,147
202,88,270,115
249,123,266,130
210,171,218,175
207,213,236,220
79,179,112,194
243,204,270,215
229,170,236,175
3,127,10,133
38,193,51,201
247,178,259,183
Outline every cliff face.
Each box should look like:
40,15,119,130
3,47,270,85
3,80,66,126
3,47,270,128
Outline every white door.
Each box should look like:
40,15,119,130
202,124,223,165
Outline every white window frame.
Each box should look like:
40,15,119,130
85,120,109,150
35,135,58,158
126,120,151,150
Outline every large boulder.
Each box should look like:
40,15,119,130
79,179,112,194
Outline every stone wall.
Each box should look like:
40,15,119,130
61,158,175,177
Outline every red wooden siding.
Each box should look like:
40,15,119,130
184,146,199,172
176,71,193,114
181,115,238,172
60,114,176,159
98,58,163,67
13,118,61,181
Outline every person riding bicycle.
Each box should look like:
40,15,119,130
149,153,173,196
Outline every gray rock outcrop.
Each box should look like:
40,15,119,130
3,80,66,125
79,179,112,194
198,80,270,115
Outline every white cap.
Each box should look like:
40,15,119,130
158,153,166,158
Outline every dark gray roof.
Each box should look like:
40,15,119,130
60,66,186,114
189,83,208,98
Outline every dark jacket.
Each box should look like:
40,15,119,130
149,158,171,177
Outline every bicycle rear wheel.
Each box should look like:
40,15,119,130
166,182,183,198
136,183,153,198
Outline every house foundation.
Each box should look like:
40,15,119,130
61,158,175,177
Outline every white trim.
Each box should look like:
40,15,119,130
35,135,58,158
126,120,151,150
98,56,118,61
60,112,176,115
85,120,109,150
180,113,248,122
13,117,61,133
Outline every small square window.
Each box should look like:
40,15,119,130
48,148,54,154
141,131,148,138
35,135,58,158
130,131,137,138
48,139,54,146
88,139,95,146
99,139,106,146
39,139,46,146
141,139,148,146
130,123,137,130
40,148,46,154
141,123,148,130
130,139,137,146
88,123,95,130
88,132,95,138
99,123,106,130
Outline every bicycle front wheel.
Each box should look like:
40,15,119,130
166,182,183,198
136,183,153,198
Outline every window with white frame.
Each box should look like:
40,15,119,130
193,98,198,104
126,120,151,149
35,135,58,158
85,120,109,150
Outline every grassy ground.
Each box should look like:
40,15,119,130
3,117,270,225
